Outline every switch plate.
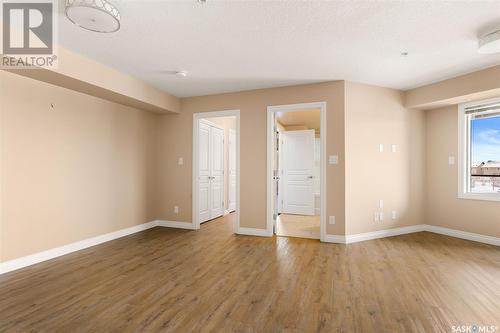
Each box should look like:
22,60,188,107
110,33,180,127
379,144,384,153
448,156,455,165
391,144,397,153
174,206,179,214
178,157,184,165
329,155,338,164
379,199,384,209
391,211,397,219
329,216,336,225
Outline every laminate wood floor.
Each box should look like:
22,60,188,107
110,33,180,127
1,214,499,332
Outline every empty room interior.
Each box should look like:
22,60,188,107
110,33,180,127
0,1,500,332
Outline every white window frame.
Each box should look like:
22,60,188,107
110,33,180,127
458,97,500,202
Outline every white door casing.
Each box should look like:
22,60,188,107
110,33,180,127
267,102,326,240
198,119,225,223
281,130,315,215
228,129,236,212
198,121,211,222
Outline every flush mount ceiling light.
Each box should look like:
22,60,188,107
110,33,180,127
160,70,188,77
478,29,500,54
175,71,188,77
65,0,121,33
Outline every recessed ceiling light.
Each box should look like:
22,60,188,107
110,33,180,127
65,0,121,33
478,29,500,54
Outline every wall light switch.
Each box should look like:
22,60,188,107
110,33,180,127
391,144,397,153
379,199,384,209
448,156,455,165
329,155,339,165
178,157,184,165
174,206,179,214
379,144,384,153
329,216,336,225
391,211,397,220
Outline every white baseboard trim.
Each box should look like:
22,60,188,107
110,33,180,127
425,225,500,247
345,224,426,244
323,225,426,244
0,221,158,275
236,227,272,237
323,224,499,246
323,234,346,243
155,220,197,230
3,221,497,275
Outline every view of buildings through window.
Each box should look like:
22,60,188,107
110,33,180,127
470,115,500,193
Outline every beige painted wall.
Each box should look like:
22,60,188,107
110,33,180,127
203,116,236,211
345,82,426,235
425,106,500,238
153,82,346,235
0,71,159,261
3,62,499,264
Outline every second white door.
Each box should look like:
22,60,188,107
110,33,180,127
280,130,315,215
199,120,225,223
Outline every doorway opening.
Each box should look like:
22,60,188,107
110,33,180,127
267,103,326,241
193,110,240,232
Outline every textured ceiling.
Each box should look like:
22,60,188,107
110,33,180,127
58,0,500,97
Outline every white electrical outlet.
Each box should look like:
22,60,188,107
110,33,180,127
379,199,384,209
178,157,184,165
329,216,336,225
391,211,397,219
379,212,384,221
448,156,455,165
174,206,179,214
391,144,397,153
374,213,379,222
329,155,339,165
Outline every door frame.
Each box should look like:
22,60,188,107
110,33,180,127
193,110,240,232
266,102,327,241
228,128,237,213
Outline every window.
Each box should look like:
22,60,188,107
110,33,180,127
459,97,500,201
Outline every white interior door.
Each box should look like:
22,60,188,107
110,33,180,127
228,129,236,212
210,125,225,219
198,120,225,223
281,130,315,215
198,121,211,223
